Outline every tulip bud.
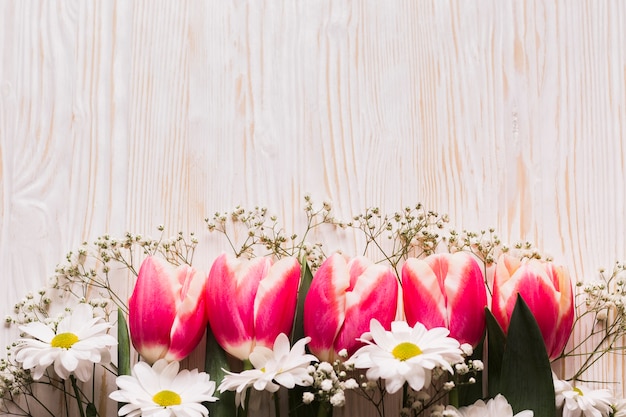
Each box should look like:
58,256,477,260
402,252,487,347
128,256,207,363
304,254,399,362
205,253,301,360
491,254,574,360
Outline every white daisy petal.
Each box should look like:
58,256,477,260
218,333,317,408
13,304,116,381
110,359,217,417
18,322,56,342
553,374,614,417
349,319,464,394
447,394,534,417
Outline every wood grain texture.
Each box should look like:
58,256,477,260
1,0,625,415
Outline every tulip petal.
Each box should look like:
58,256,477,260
493,256,561,359
443,253,487,346
254,257,301,349
335,258,398,356
491,255,520,332
304,254,349,361
206,254,269,360
545,263,574,359
402,257,447,329
165,265,208,361
128,257,177,363
403,253,487,346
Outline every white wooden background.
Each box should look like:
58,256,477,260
1,1,625,415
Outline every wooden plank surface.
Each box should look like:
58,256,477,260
1,1,625,415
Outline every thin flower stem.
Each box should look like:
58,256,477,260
448,386,459,408
316,403,331,417
70,376,86,417
274,392,281,417
22,388,57,417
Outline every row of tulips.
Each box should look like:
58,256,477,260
128,250,574,367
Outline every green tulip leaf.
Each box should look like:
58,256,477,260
205,325,237,417
117,308,131,377
290,260,313,345
500,295,555,417
288,260,317,417
486,307,506,397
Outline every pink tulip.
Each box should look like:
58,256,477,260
205,253,301,361
491,254,574,360
304,254,399,362
402,252,488,347
128,256,207,364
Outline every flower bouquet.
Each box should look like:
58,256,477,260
2,198,626,417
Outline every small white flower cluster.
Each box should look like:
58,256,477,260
205,198,330,268
581,263,626,326
0,353,32,401
304,355,358,408
7,287,51,326
451,344,482,387
399,390,434,416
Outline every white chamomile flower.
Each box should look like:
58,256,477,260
612,398,626,417
109,359,218,417
554,375,614,417
347,319,463,394
445,394,533,417
218,333,317,408
14,303,117,381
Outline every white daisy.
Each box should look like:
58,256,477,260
554,376,614,417
14,303,117,381
219,333,317,408
612,398,626,417
347,319,463,394
445,394,533,417
109,359,218,417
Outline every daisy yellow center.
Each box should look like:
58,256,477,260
573,387,583,396
50,332,79,349
153,390,182,407
392,342,422,361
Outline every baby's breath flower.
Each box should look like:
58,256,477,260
330,392,345,407
471,360,484,371
302,392,315,404
460,343,473,356
320,379,333,391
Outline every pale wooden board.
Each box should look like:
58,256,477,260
1,1,625,415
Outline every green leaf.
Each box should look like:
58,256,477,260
500,295,555,417
486,307,506,397
290,260,313,345
117,308,131,377
86,403,97,417
288,260,315,417
205,324,237,417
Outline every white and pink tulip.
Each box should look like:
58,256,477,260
205,253,301,361
304,253,399,362
128,256,208,363
402,252,488,347
491,254,574,360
